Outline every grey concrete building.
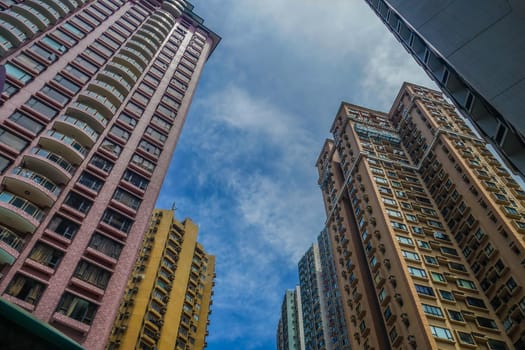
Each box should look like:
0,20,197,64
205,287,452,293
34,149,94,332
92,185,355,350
364,0,525,176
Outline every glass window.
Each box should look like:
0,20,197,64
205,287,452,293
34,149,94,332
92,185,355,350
56,292,97,324
131,154,155,172
74,260,111,289
88,233,123,259
476,317,497,329
29,44,57,62
0,155,12,173
424,255,438,265
457,279,477,290
41,36,67,53
457,332,475,345
47,215,79,239
8,111,44,134
466,297,486,309
110,125,130,140
430,325,453,341
53,29,77,46
5,274,45,305
408,266,427,278
401,250,420,261
63,22,85,38
422,304,443,317
64,192,93,214
101,209,133,233
5,63,33,83
65,64,90,83
74,57,98,74
117,113,137,128
53,75,81,93
113,188,141,210
439,290,455,302
78,172,104,192
2,81,19,97
431,272,446,283
29,243,63,269
90,154,114,173
15,53,45,73
40,85,70,106
145,127,167,143
24,97,58,119
447,309,464,322
138,140,161,157
396,235,413,246
123,170,149,190
0,127,28,151
100,138,122,156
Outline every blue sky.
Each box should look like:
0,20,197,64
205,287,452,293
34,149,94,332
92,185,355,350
156,1,435,349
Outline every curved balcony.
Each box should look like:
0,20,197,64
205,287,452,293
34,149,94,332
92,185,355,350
88,81,124,108
0,225,25,264
131,34,158,55
11,5,48,30
126,40,154,61
54,115,99,147
68,102,107,132
148,15,170,36
141,24,163,45
23,147,75,184
27,1,60,24
113,54,142,78
162,1,183,18
39,130,88,164
78,91,116,117
121,47,148,68
0,191,44,233
97,70,131,96
3,167,60,208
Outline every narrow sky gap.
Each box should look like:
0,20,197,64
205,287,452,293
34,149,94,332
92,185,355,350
157,1,435,349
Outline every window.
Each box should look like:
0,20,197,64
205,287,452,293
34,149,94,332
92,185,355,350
391,221,407,231
457,331,475,345
90,154,114,173
424,255,438,265
386,209,402,218
422,304,443,317
487,339,508,350
145,127,167,143
0,127,28,152
30,44,57,62
457,279,477,290
113,188,141,210
6,274,45,305
383,305,392,320
117,113,137,128
2,81,19,97
102,209,133,233
123,170,149,190
476,317,497,330
53,29,77,46
15,53,45,73
466,297,486,309
408,266,427,278
439,290,455,302
64,192,93,214
440,247,458,256
63,22,85,38
53,75,81,93
431,272,446,283
139,140,162,157
41,36,67,53
0,155,11,173
447,310,464,322
448,262,466,272
5,63,33,83
131,154,155,172
8,112,44,134
417,240,431,250
74,57,98,74
402,250,420,261
100,138,122,156
396,235,413,246
78,172,104,192
88,233,123,259
24,98,58,119
47,215,79,239
65,64,90,83
433,231,450,241
56,293,98,324
29,243,63,269
430,325,453,341
40,85,70,106
74,260,111,289
110,125,130,140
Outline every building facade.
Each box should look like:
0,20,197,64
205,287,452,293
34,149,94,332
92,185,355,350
316,82,524,349
277,287,304,350
0,1,219,349
316,229,351,350
364,0,525,176
108,209,215,350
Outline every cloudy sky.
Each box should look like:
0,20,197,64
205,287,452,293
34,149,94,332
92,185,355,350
157,1,435,349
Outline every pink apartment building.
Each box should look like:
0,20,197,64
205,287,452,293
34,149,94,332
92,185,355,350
0,0,219,348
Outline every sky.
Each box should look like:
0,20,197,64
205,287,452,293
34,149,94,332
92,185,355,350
156,1,435,349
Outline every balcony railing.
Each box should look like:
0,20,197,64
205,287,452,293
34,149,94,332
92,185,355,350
0,225,25,251
70,102,108,128
46,130,88,156
58,115,99,140
11,167,61,196
0,191,45,222
31,147,76,174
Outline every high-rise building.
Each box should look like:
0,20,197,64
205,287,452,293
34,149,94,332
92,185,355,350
277,287,304,350
316,229,351,350
363,0,525,176
0,1,219,348
316,82,524,349
108,209,215,350
298,243,330,350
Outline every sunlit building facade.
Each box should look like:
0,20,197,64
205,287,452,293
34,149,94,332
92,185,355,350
316,82,523,349
277,287,304,350
108,209,215,350
0,1,219,349
364,0,525,176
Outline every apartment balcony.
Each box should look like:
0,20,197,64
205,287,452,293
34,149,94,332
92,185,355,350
76,93,115,121
0,225,25,264
23,147,75,185
54,115,99,147
68,102,107,132
3,167,60,208
88,81,125,108
96,70,131,96
39,130,88,164
0,191,44,233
